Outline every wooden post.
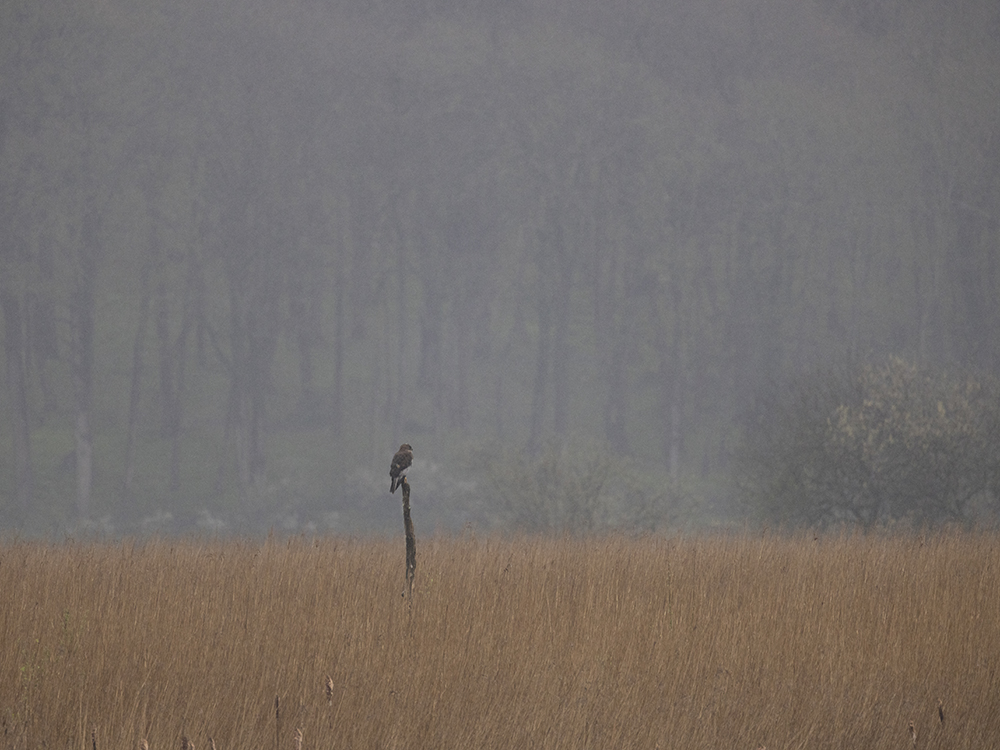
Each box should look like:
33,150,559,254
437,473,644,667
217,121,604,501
401,477,416,598
275,694,281,750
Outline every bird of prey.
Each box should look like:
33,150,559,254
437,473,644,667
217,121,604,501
389,443,413,494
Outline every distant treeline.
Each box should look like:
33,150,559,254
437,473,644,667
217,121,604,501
0,0,998,529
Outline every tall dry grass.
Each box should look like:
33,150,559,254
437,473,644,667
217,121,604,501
1,531,998,749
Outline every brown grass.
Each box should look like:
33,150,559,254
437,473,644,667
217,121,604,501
1,531,998,749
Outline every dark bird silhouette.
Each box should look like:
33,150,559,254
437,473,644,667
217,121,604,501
389,443,413,494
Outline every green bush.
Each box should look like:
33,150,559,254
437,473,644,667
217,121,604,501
465,439,690,533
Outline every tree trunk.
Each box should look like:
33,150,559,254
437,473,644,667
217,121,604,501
595,236,629,453
332,258,345,431
658,271,684,487
0,283,34,516
122,259,152,499
226,285,254,501
528,293,551,455
223,268,276,505
71,232,97,519
74,408,93,518
551,238,572,438
167,257,198,492
31,245,59,416
603,335,629,453
289,269,323,420
156,278,174,438
450,298,472,432
167,312,191,492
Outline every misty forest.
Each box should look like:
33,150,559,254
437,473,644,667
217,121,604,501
1,0,999,536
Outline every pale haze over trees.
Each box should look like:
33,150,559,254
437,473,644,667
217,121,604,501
0,0,998,533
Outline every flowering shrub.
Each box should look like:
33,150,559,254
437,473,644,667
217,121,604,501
737,357,1000,527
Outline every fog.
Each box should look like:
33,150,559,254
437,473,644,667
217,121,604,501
1,0,998,535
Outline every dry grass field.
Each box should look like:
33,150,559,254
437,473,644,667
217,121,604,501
1,531,998,749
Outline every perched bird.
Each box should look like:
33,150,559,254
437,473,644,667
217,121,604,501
389,443,413,494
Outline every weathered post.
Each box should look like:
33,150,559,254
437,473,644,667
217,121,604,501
401,477,416,598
